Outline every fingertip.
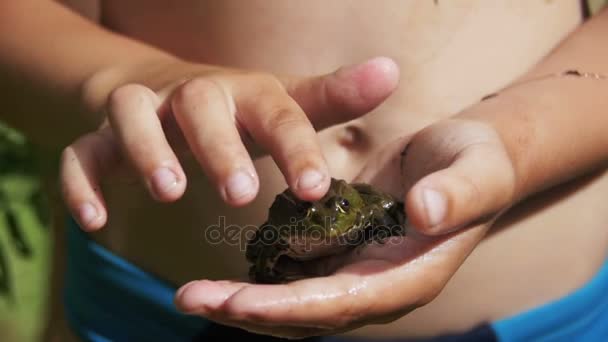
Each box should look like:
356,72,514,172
405,183,448,236
75,202,107,232
221,168,259,207
148,166,187,202
363,56,400,87
405,188,427,233
175,280,247,315
292,168,330,201
420,187,447,227
348,56,400,104
174,280,204,313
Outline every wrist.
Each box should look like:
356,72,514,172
455,71,608,202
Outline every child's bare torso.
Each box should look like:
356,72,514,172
59,0,608,337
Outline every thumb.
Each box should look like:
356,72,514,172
282,57,400,130
404,140,516,236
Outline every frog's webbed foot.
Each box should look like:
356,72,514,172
365,205,406,244
351,225,405,258
245,222,271,263
246,223,293,284
367,231,399,247
249,249,286,284
251,253,319,284
249,266,285,284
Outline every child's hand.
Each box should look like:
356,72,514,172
397,118,516,235
60,57,399,231
173,118,515,338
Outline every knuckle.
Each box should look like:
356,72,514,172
59,144,76,166
173,77,223,108
465,143,517,205
247,72,282,89
265,106,306,132
263,75,284,91
494,148,519,203
460,173,482,205
238,72,285,99
66,133,98,159
107,84,151,112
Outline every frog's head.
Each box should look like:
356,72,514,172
267,178,365,237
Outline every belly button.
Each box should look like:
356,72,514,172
337,125,369,151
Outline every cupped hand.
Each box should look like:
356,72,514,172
60,57,399,231
173,118,519,338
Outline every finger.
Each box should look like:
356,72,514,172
107,84,186,202
176,274,363,329
236,83,329,201
176,282,318,336
282,56,400,129
176,282,327,337
405,142,516,235
60,128,117,231
171,78,259,206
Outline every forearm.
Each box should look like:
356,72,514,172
460,8,608,201
0,1,177,148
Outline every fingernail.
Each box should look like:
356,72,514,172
225,170,255,201
78,202,99,226
297,169,325,190
422,188,446,227
151,167,178,196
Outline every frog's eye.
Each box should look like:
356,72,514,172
334,197,349,213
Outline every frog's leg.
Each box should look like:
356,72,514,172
361,204,406,246
245,222,273,263
387,200,407,231
246,224,290,283
354,183,406,235
250,245,288,284
371,205,400,241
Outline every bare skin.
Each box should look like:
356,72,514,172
2,0,608,339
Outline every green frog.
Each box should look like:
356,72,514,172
246,178,406,284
